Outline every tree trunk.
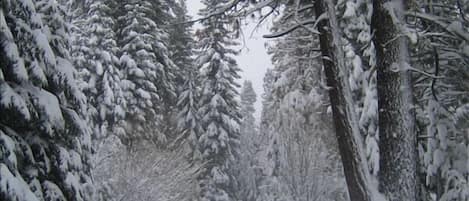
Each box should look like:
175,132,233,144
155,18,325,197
372,1,417,200
314,0,372,200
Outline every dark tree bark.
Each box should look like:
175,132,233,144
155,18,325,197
314,0,372,200
372,1,418,200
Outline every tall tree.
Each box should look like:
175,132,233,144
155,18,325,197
313,0,373,200
116,0,177,146
372,0,417,200
235,80,258,201
257,0,373,199
259,3,350,199
257,69,283,201
176,65,201,159
167,0,195,95
196,0,242,200
169,0,198,144
0,0,94,200
71,0,126,143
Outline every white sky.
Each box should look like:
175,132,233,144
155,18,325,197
187,1,273,121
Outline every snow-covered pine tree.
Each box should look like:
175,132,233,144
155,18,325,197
116,0,177,146
256,69,283,201
239,81,256,142
71,0,126,144
0,0,93,200
167,0,199,145
175,64,201,159
69,1,128,200
150,0,180,141
196,0,242,200
167,0,195,95
235,80,258,201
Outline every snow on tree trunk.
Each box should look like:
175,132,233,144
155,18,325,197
372,1,418,200
314,0,372,200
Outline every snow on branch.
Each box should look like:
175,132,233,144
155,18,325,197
407,12,469,42
168,0,278,27
263,14,328,39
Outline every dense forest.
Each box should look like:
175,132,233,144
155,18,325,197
0,0,468,201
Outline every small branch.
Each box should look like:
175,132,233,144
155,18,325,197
431,46,439,102
457,0,468,24
406,11,469,42
281,4,315,22
263,12,328,39
407,66,444,79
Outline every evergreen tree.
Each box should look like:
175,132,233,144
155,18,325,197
71,0,126,143
116,0,177,146
256,68,283,201
372,1,417,200
167,0,195,95
260,3,349,199
167,0,197,142
235,80,258,201
0,0,94,200
239,81,257,139
176,65,201,159
196,0,242,200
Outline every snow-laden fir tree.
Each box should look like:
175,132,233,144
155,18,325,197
176,63,202,159
234,80,258,201
239,81,257,143
167,0,195,95
116,0,177,146
168,0,199,146
195,0,242,200
69,1,128,200
71,0,126,144
256,69,283,201
0,0,94,200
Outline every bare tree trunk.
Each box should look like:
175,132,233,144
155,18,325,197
314,0,372,200
372,1,417,201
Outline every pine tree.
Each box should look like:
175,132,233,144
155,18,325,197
71,0,126,143
116,0,177,146
372,1,418,200
270,4,349,199
257,69,283,201
167,0,197,142
176,66,201,159
167,0,195,95
240,81,256,139
0,0,94,200
313,0,373,199
235,80,258,201
196,1,242,200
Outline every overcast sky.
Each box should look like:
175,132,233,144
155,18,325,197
187,1,273,121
